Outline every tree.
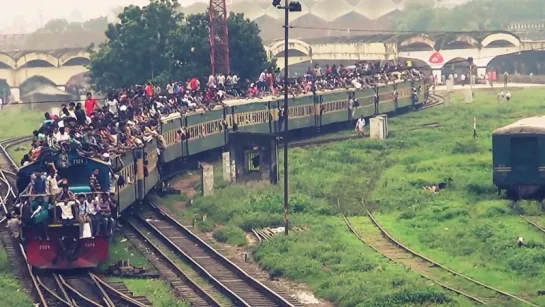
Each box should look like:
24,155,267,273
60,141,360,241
88,0,183,92
88,0,274,92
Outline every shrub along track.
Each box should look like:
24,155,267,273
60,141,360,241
340,203,537,306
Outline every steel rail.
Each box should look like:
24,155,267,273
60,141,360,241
355,206,537,306
143,201,296,306
124,219,222,306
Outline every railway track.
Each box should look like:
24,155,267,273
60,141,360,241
0,137,151,307
341,205,537,306
521,215,545,234
124,219,225,307
36,272,151,307
133,201,300,307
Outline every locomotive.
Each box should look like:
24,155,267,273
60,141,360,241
17,79,427,269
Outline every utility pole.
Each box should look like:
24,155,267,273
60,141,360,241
272,0,301,236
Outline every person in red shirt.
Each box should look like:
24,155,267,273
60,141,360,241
84,93,99,116
145,82,154,98
190,78,200,91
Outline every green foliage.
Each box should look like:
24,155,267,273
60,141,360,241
110,277,189,307
0,248,33,306
100,233,149,270
212,225,247,246
196,220,215,232
253,217,459,307
0,107,43,139
88,0,273,92
393,0,545,32
369,89,545,304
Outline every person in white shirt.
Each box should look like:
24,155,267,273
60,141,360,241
55,127,70,143
106,94,119,117
207,74,216,88
355,116,366,136
351,79,362,90
258,71,266,91
218,74,226,89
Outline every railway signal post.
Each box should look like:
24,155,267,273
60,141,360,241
272,0,301,236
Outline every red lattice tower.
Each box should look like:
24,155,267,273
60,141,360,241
209,0,231,75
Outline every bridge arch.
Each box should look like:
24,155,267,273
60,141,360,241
441,57,471,78
59,51,91,67
481,33,520,48
269,39,311,58
19,75,57,97
16,52,59,68
399,34,436,51
443,35,480,49
65,72,90,97
0,53,16,69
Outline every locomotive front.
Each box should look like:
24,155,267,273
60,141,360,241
16,150,113,269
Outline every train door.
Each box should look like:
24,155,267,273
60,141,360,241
314,93,321,132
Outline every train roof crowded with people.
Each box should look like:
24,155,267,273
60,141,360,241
20,59,423,169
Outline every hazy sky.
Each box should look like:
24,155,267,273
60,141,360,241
0,0,200,34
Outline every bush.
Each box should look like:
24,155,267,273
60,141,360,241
452,141,482,154
213,225,247,246
237,212,284,232
196,220,215,232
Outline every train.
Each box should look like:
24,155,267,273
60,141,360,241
493,116,545,199
16,79,427,269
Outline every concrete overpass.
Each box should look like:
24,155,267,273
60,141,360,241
1,30,543,102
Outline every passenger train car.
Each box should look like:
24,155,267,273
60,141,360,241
493,116,545,199
17,79,427,269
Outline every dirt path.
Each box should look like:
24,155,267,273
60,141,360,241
348,215,517,306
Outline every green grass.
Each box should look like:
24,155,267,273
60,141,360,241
108,277,189,307
0,108,42,139
0,247,33,307
100,232,150,270
365,88,545,305
7,141,32,166
105,233,190,306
